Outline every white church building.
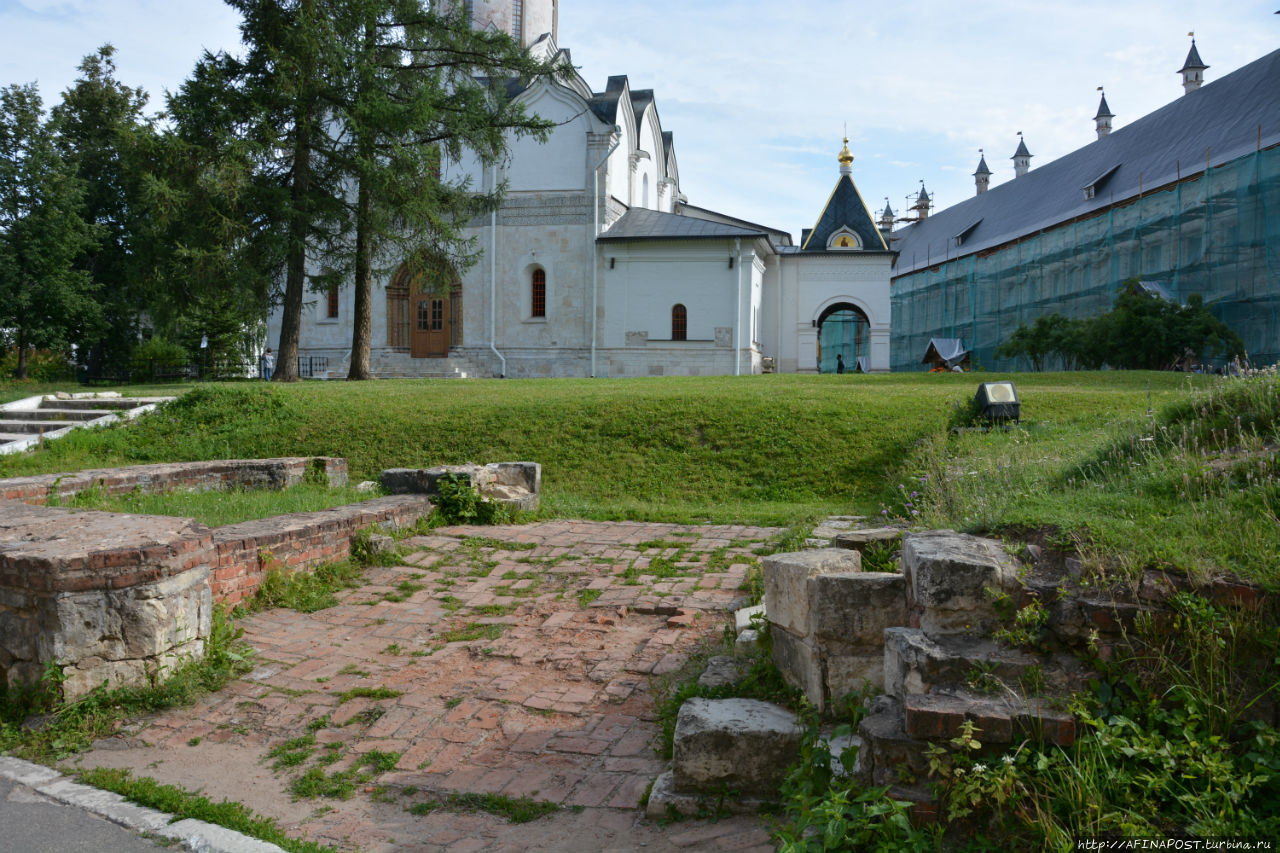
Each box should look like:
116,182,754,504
269,0,893,378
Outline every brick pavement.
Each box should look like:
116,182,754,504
71,520,781,852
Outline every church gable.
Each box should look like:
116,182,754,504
801,175,888,251
801,138,888,252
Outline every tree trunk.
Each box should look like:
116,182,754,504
347,14,377,382
14,328,28,380
273,75,314,383
348,171,374,380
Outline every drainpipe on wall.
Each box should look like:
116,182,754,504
590,129,622,378
734,238,743,376
489,163,506,378
776,256,783,372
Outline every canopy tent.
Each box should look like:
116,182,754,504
922,338,970,370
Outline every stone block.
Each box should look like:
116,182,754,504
809,516,865,541
644,770,775,819
902,692,1076,747
903,531,1019,637
832,527,903,552
671,698,801,797
733,629,759,656
481,462,541,512
763,548,861,637
904,531,1019,609
734,603,765,635
770,628,825,707
858,701,930,787
380,461,540,512
808,571,906,645
825,652,885,698
698,656,748,689
381,465,473,495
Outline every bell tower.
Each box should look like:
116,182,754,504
444,0,559,48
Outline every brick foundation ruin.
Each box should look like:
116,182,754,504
0,458,538,699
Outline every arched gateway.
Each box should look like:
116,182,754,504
817,302,870,373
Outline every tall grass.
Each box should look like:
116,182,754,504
908,370,1279,588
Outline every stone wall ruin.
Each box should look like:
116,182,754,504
0,458,539,700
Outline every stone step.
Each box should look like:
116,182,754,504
0,420,80,435
831,527,903,552
856,699,932,788
902,690,1076,747
36,398,139,411
884,627,1090,701
3,408,111,422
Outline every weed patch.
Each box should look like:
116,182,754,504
406,791,560,823
78,768,340,853
335,687,402,704
439,623,506,644
242,559,365,615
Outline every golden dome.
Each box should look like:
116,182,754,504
837,137,854,166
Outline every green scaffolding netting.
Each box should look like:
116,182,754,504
891,145,1280,371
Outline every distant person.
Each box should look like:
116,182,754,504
261,347,275,381
836,354,845,374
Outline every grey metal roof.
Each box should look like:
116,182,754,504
1013,137,1031,158
1180,41,1208,73
597,208,771,243
973,155,992,176
676,202,793,246
893,47,1280,276
1094,93,1114,119
630,89,654,121
588,75,628,124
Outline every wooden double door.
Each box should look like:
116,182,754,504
410,284,453,358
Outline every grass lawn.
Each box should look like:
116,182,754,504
4,370,1273,588
0,372,1194,522
63,483,386,528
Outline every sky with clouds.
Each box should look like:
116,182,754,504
2,0,1277,240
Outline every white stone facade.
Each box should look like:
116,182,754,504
268,1,893,379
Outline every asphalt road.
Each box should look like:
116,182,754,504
0,776,173,853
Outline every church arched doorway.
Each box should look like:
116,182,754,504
816,303,870,373
387,264,460,359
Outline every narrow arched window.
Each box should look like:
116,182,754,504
327,284,339,318
672,304,687,341
531,269,546,318
512,0,523,41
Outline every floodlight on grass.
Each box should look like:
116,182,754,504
975,382,1020,422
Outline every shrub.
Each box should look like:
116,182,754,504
0,347,75,382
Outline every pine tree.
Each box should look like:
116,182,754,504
0,84,100,379
50,46,157,373
326,0,559,379
198,0,351,382
191,0,561,381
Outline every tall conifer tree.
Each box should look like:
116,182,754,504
0,85,99,378
326,0,559,379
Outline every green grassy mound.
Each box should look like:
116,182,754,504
0,373,1193,528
